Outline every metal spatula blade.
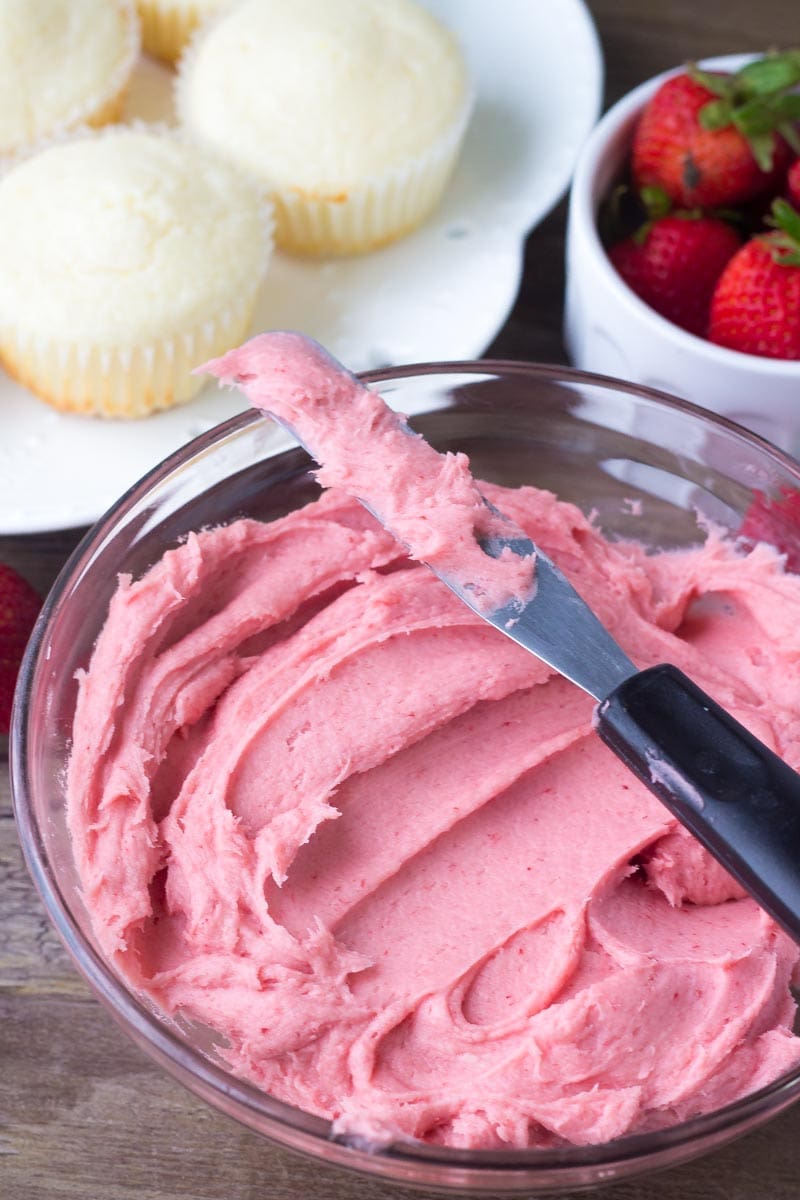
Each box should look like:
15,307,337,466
449,517,637,701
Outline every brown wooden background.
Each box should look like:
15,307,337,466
4,3,800,1197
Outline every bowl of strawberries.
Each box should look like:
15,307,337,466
565,52,800,454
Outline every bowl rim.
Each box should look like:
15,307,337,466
11,357,800,1185
568,51,800,376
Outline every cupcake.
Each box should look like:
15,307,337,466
0,127,273,418
176,0,472,256
136,0,231,64
0,0,140,157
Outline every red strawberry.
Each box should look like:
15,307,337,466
740,487,800,572
0,563,42,734
632,53,800,208
709,199,800,358
608,209,740,336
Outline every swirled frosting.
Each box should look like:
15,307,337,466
67,338,800,1149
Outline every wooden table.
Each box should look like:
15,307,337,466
4,4,800,1197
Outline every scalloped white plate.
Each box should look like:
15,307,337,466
0,0,602,534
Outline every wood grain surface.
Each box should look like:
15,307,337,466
4,3,800,1198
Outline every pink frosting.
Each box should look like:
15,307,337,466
66,336,800,1150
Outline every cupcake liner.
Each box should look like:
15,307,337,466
0,287,261,419
0,1,141,159
137,0,229,65
175,7,474,257
273,95,473,256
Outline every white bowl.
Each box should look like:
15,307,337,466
564,54,800,456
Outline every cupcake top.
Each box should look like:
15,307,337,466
0,0,140,155
177,0,470,194
0,128,271,346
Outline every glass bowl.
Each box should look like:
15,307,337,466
11,360,800,1196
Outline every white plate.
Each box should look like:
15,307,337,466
0,0,602,534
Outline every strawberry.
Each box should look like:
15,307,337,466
709,198,800,358
632,53,800,208
608,201,740,336
0,563,42,734
739,487,800,573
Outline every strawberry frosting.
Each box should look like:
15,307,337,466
66,334,800,1150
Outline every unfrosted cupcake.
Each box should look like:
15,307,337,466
0,127,273,418
136,0,231,64
0,0,140,157
176,0,472,256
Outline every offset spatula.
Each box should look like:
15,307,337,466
203,332,800,945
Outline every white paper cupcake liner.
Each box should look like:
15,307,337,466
1,287,262,419
273,97,473,256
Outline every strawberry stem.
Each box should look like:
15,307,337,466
690,51,800,171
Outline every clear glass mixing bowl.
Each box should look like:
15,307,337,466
11,361,800,1195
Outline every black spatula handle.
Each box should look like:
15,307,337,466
597,663,800,942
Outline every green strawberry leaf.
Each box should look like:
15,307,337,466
779,119,800,154
770,198,800,240
728,93,800,169
698,98,734,131
734,51,800,98
736,92,800,135
765,199,800,265
639,185,672,219
772,242,800,267
744,129,778,171
770,93,800,122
